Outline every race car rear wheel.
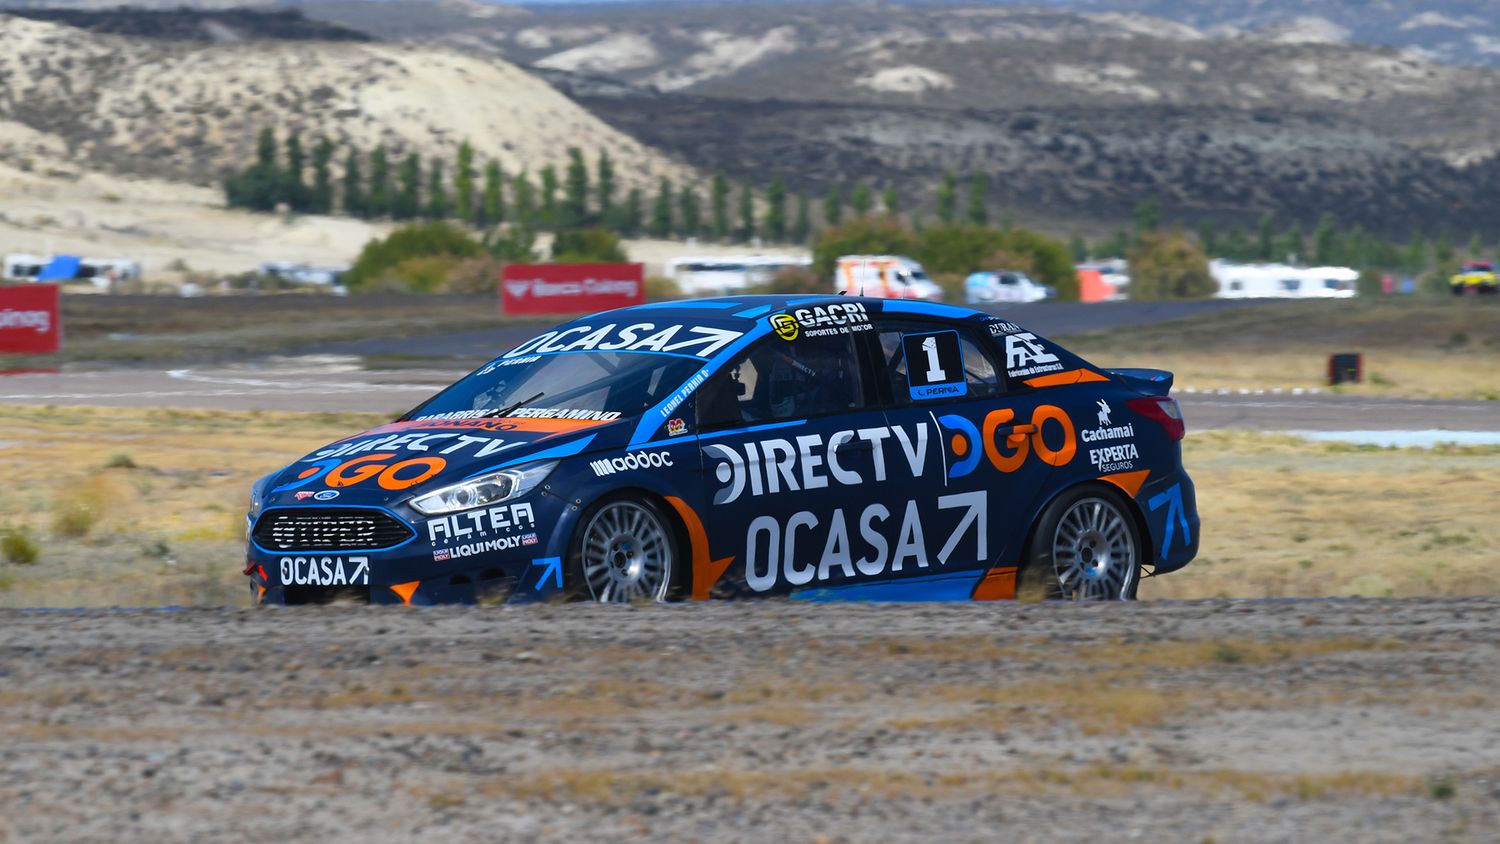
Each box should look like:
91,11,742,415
570,496,680,603
1021,486,1141,601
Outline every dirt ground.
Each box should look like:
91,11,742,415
0,599,1495,843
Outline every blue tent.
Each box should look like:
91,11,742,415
35,255,81,281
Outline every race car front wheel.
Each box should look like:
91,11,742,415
1020,485,1141,601
569,496,680,603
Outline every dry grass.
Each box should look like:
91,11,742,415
1143,430,1500,599
1067,298,1500,399
1,405,1497,605
481,763,1425,806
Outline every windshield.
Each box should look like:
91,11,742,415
406,351,703,422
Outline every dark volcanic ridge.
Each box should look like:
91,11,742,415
1,5,374,40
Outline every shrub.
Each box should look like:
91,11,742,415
106,453,137,470
52,502,97,539
345,222,482,291
551,228,628,263
812,215,918,278
644,276,682,301
1,528,39,565
441,257,505,295
1355,268,1384,298
1127,232,1216,300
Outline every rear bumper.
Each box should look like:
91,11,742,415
1139,469,1199,575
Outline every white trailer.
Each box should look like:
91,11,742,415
1212,261,1357,299
666,256,812,296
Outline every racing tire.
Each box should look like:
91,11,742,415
1019,485,1142,601
566,494,682,603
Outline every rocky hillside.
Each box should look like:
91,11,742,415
0,14,697,189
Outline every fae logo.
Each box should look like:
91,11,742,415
1004,332,1061,376
770,313,800,341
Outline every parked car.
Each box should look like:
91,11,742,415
965,271,1054,304
245,296,1199,605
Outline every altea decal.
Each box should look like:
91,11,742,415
502,322,744,359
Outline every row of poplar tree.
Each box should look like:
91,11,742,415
222,129,1006,243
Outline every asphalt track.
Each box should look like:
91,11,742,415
1,361,1497,434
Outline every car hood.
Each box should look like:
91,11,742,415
262,416,621,508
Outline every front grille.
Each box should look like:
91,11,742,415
253,508,414,552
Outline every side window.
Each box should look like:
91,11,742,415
876,323,1005,406
697,333,867,429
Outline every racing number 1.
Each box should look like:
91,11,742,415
921,336,946,382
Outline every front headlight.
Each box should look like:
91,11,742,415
408,460,557,516
248,471,276,519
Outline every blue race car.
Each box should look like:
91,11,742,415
245,295,1197,605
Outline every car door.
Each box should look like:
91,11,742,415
871,318,1072,597
692,328,901,598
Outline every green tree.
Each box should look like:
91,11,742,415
1435,228,1454,263
341,148,365,217
539,165,559,229
552,228,628,263
1466,231,1483,259
425,158,450,220
480,160,504,226
678,184,701,238
393,153,421,220
1069,233,1088,263
823,186,844,228
1276,221,1305,264
738,182,755,242
455,141,477,224
710,173,730,240
1312,213,1340,265
563,148,589,228
765,175,787,242
882,185,898,216
596,150,616,224
791,192,811,244
935,171,957,224
813,216,919,278
282,131,309,212
310,137,334,215
227,127,281,211
1102,229,1130,259
1403,231,1427,273
345,221,483,291
1132,198,1160,236
511,172,538,232
368,145,391,218
651,177,674,238
850,182,872,218
965,174,988,226
1256,212,1275,260
1127,232,1215,300
1196,219,1216,258
621,187,644,238
1223,226,1249,262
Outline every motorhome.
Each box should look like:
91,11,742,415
666,256,812,296
833,255,943,300
1211,261,1357,299
964,270,1054,304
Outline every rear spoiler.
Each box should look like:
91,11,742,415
1106,367,1174,396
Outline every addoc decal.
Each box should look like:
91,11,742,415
590,450,675,477
502,322,743,359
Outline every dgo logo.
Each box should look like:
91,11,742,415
937,405,1076,479
272,454,447,493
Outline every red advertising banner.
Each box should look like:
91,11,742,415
0,284,61,355
501,263,645,316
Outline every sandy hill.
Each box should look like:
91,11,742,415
0,14,698,190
